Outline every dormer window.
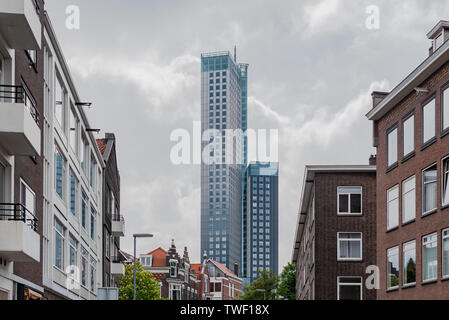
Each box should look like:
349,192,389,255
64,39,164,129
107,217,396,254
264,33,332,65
140,255,153,267
170,260,178,277
434,31,444,50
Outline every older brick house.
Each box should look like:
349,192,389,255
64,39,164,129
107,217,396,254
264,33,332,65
366,20,449,299
292,165,377,300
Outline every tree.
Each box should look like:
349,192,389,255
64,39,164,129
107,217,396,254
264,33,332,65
240,269,279,300
277,263,296,300
118,261,162,300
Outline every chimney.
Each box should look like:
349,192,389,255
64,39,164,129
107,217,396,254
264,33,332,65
369,155,377,166
371,91,389,108
233,263,239,276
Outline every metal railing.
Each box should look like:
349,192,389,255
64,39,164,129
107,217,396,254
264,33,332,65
0,203,38,231
0,84,39,124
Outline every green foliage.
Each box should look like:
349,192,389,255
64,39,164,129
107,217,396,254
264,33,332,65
277,263,296,300
240,269,280,300
118,261,162,300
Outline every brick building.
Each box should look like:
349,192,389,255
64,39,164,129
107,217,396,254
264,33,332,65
292,165,377,300
140,241,200,300
366,20,449,299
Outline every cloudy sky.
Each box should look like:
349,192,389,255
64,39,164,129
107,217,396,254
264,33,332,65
45,0,449,270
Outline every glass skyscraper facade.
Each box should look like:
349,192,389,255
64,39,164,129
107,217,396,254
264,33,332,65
245,162,279,282
200,52,248,272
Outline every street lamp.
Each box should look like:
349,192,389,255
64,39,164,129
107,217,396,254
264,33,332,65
133,233,153,300
255,289,266,300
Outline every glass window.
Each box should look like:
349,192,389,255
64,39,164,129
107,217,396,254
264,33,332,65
403,241,416,285
90,206,96,241
20,180,35,222
81,190,87,229
422,233,438,282
443,85,449,133
387,127,398,168
69,235,77,268
403,114,414,157
105,229,110,259
81,246,88,287
90,257,96,292
54,220,65,270
423,165,437,214
55,76,65,130
387,185,399,230
337,277,362,300
422,98,436,144
387,246,399,289
80,136,89,173
402,176,415,224
69,169,77,216
443,157,449,207
337,187,362,214
69,106,78,153
90,155,96,189
55,149,65,200
338,233,362,260
443,229,449,278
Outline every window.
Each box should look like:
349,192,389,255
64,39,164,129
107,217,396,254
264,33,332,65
90,257,96,292
55,76,65,130
442,85,449,133
90,154,96,189
55,148,65,200
80,136,88,173
443,229,449,278
422,233,438,282
20,180,35,223
443,157,449,207
402,176,415,224
337,233,362,260
69,235,77,267
81,246,88,287
337,277,362,300
170,261,178,277
54,219,65,270
69,106,78,153
141,256,153,266
422,98,436,145
403,241,416,285
69,169,77,216
402,113,415,158
435,32,444,50
337,187,362,215
170,284,181,300
423,164,437,215
387,127,398,168
387,247,399,289
90,206,96,241
387,185,399,230
81,190,87,230
105,229,110,259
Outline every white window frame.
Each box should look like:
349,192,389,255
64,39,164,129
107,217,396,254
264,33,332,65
422,98,436,145
402,240,416,286
402,176,416,224
54,219,65,271
422,164,438,216
337,186,363,216
169,284,181,300
402,113,415,158
337,277,362,300
442,156,449,207
337,232,363,261
387,127,398,168
387,246,399,290
443,228,449,279
80,246,89,288
387,185,399,230
20,179,35,223
422,233,438,282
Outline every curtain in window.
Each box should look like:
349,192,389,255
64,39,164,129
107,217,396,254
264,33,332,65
423,239,437,280
423,167,437,213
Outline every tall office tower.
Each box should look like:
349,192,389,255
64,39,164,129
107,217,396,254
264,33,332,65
245,162,279,283
200,51,248,271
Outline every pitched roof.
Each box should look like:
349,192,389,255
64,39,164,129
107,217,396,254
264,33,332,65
209,259,237,278
145,247,168,267
96,139,107,155
190,263,202,278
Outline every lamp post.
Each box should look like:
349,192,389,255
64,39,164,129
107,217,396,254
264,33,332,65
133,233,153,300
255,288,266,300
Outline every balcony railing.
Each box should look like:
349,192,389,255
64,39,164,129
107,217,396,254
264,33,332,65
0,84,39,124
0,203,38,231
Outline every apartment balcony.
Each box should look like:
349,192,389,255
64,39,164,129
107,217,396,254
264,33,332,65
110,257,125,276
112,215,125,237
0,0,41,50
0,85,41,156
0,203,40,262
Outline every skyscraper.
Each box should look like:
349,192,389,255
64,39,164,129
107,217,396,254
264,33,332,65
200,51,248,272
245,162,279,283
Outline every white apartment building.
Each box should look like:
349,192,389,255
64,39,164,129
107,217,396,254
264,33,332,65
0,0,42,300
41,13,103,300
